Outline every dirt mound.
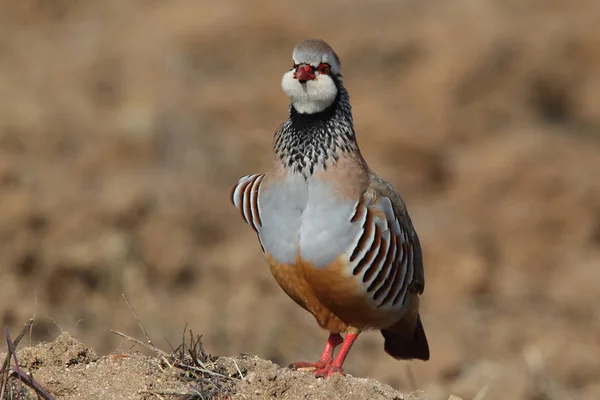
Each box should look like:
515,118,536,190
2,331,451,400
221,355,421,400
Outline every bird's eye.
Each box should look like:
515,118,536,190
317,63,330,74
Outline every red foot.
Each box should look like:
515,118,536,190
289,333,343,372
314,364,344,378
289,360,328,371
290,333,357,379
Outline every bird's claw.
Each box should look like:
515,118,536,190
313,365,344,378
290,361,344,378
288,361,328,372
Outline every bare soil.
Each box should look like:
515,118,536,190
2,331,438,399
1,0,599,399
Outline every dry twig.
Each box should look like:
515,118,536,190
1,320,56,400
110,329,170,357
113,297,237,399
122,294,155,346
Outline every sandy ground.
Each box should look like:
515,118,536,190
1,0,600,399
2,331,441,399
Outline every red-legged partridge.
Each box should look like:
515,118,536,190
231,39,429,378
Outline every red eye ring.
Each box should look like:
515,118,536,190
317,63,330,74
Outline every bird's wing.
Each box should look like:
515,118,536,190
230,174,266,234
368,172,424,293
346,172,424,309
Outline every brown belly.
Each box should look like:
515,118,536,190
265,252,398,333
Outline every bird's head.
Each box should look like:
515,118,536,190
281,39,342,115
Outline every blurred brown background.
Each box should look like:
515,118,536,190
1,1,599,399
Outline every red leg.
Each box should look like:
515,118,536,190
289,333,343,371
314,333,358,378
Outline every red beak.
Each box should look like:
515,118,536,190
294,64,315,82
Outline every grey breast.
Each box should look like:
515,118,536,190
258,172,362,269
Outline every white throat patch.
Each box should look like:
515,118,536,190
281,70,338,114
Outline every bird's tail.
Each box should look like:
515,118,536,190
380,313,430,361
